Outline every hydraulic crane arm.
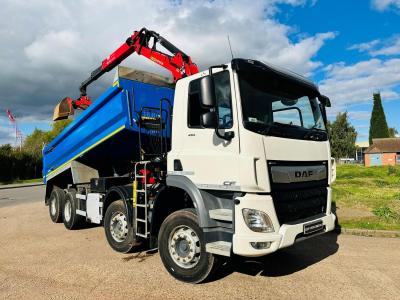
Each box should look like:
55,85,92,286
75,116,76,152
53,28,199,121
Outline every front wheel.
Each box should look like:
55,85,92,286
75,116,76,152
158,209,220,283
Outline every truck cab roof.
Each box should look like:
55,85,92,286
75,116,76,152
231,58,320,95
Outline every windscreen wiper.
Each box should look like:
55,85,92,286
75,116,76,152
303,124,327,140
307,123,325,131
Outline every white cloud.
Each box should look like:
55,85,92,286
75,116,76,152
348,111,371,121
371,0,400,11
348,36,400,57
348,39,380,52
24,30,90,71
0,0,334,124
370,36,400,56
0,117,17,145
319,58,400,112
327,34,400,114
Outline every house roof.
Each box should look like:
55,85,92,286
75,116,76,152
365,138,400,154
356,141,369,148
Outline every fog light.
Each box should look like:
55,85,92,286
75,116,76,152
250,242,272,250
242,208,274,233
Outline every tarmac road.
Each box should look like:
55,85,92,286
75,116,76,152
0,184,44,208
0,185,399,299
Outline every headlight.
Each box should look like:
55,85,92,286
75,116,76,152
242,208,274,233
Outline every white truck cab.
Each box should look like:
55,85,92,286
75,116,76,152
167,59,336,258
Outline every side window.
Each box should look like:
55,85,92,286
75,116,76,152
214,71,233,129
188,79,203,128
187,71,233,129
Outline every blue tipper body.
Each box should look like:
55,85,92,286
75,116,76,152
42,77,175,183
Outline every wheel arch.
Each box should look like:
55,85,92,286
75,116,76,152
164,175,209,227
103,185,133,226
150,185,194,246
45,168,73,204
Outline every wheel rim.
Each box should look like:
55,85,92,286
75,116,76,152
110,212,128,243
168,225,201,269
50,197,56,216
64,200,72,222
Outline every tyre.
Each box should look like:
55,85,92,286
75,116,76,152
158,209,220,283
104,200,136,253
63,189,84,230
49,188,65,223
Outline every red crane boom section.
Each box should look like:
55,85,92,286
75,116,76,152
102,30,198,82
54,28,198,121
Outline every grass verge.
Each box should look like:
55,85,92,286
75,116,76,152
333,164,400,231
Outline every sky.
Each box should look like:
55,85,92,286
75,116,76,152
0,0,399,145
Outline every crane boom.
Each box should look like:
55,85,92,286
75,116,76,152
53,28,198,121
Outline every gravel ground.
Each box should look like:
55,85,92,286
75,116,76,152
0,186,399,299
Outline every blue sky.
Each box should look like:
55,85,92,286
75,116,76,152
277,0,400,141
0,0,399,144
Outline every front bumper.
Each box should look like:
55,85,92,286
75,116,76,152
232,191,336,257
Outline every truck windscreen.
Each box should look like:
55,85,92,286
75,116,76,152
238,70,327,141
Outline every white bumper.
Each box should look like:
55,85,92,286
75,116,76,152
232,190,336,257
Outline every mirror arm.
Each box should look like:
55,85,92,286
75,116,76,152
215,128,235,141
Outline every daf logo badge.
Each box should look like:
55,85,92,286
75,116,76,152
295,170,313,178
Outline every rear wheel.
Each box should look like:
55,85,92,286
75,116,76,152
49,188,65,223
104,200,136,253
63,189,84,230
158,209,220,283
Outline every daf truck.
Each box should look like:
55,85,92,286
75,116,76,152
44,57,336,283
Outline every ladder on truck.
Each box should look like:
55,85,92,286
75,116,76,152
134,161,151,238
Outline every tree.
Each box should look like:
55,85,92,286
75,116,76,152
328,112,357,159
23,128,48,158
388,127,398,138
0,120,71,182
23,119,71,157
0,144,13,156
369,92,389,145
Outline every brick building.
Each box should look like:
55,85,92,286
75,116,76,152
364,138,400,166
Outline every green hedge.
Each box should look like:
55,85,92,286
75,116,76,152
0,150,42,182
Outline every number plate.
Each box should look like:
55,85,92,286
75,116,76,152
303,220,324,235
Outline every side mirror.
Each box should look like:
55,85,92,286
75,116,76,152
200,76,216,108
201,111,217,128
319,95,331,107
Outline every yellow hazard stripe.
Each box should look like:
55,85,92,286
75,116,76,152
112,80,119,87
133,180,137,208
46,125,126,178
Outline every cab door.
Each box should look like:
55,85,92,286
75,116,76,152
178,70,240,190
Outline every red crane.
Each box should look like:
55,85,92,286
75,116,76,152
54,28,199,121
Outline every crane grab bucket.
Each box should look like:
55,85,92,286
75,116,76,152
53,97,74,121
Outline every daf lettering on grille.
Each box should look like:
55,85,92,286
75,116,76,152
270,164,326,183
295,170,313,178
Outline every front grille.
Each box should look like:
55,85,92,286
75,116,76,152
272,187,327,224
